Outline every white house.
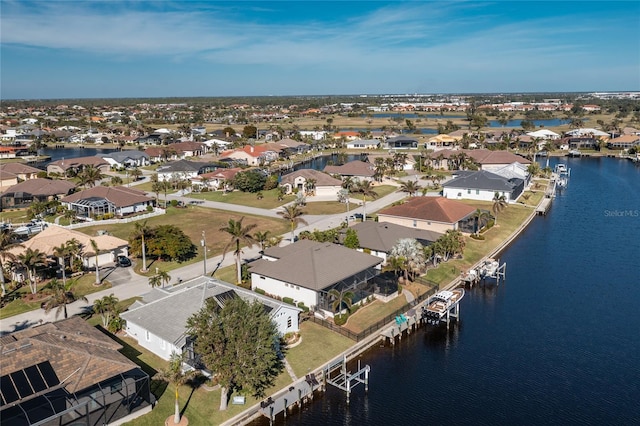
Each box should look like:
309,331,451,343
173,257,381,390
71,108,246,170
98,151,150,169
249,240,382,316
345,139,380,149
443,170,525,203
526,129,560,140
61,186,154,218
121,276,301,361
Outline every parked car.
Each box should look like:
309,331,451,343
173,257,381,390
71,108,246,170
115,256,132,267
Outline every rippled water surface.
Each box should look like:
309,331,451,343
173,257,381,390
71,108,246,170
256,157,640,425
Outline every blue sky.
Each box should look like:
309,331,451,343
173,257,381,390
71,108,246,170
1,1,639,99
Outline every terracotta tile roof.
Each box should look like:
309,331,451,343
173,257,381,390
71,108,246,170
47,156,109,171
351,221,443,252
0,163,42,174
1,178,75,197
61,185,152,207
378,196,476,223
431,149,530,165
195,167,242,180
0,317,139,394
8,224,128,257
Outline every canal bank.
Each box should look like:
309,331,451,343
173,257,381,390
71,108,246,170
223,179,550,426
259,156,640,426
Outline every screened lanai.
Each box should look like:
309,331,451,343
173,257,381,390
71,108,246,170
67,197,114,218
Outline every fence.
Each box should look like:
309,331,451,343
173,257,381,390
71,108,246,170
308,284,438,341
62,208,166,229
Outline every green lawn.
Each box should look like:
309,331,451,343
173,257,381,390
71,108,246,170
423,200,533,286
1,274,113,319
77,206,289,277
189,188,297,209
343,294,409,334
0,209,30,224
302,201,348,215
285,321,354,378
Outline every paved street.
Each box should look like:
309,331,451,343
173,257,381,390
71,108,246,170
0,185,409,334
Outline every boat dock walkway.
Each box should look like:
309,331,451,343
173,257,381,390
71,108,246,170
536,197,552,215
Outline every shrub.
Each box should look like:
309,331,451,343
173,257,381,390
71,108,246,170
297,302,309,312
334,313,348,326
398,284,403,295
146,205,153,212
470,233,485,240
282,297,295,306
254,288,266,295
170,200,179,207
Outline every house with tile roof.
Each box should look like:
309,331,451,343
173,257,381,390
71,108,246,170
345,139,380,149
443,170,525,203
429,149,531,172
0,179,76,211
121,276,301,363
190,167,242,191
324,160,375,181
607,134,640,150
0,163,42,182
349,221,442,264
219,145,280,166
249,240,382,315
0,317,152,426
46,156,110,176
61,186,153,218
8,224,129,270
279,169,343,198
377,196,477,233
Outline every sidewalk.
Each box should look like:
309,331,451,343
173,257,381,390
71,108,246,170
0,188,408,334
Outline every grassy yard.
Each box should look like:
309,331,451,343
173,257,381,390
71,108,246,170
285,321,354,378
302,201,348,215
342,294,409,334
77,206,289,276
0,208,31,224
189,188,297,209
423,200,533,285
1,273,113,319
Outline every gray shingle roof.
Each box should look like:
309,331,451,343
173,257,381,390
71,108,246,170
249,240,382,291
351,221,442,252
121,277,299,348
444,170,523,192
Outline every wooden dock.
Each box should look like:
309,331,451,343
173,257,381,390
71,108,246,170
536,197,552,215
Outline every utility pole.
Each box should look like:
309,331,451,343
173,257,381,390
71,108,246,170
201,231,207,276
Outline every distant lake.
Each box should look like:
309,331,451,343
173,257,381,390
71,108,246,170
363,113,466,119
31,146,120,168
488,118,569,128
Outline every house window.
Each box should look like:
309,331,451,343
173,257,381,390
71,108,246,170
467,189,471,194
413,220,417,227
145,330,150,341
296,286,300,290
110,381,123,394
476,189,480,195
287,317,292,328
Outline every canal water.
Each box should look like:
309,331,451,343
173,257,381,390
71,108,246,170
258,157,640,425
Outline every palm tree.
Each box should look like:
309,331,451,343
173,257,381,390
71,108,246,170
52,243,70,286
399,180,421,197
78,165,105,188
42,278,88,319
472,209,491,234
254,230,271,253
220,217,257,285
130,167,142,182
304,178,317,196
18,248,47,294
110,175,123,186
133,220,150,272
65,238,83,273
161,352,193,425
492,192,508,225
278,204,308,242
0,229,23,297
353,180,378,222
390,238,425,282
328,288,355,314
90,239,101,285
93,294,119,328
148,274,162,288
